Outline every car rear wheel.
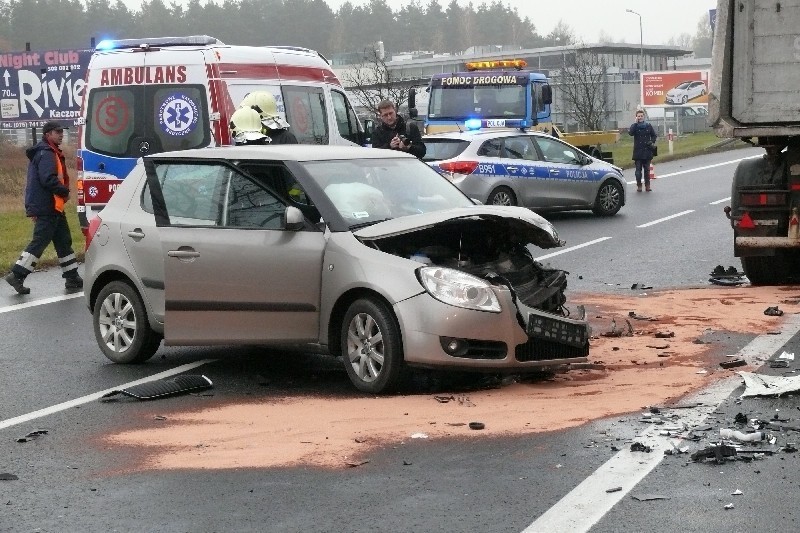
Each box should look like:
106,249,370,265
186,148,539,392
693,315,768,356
93,281,161,364
681,95,688,104
341,297,405,394
592,180,623,216
488,186,517,206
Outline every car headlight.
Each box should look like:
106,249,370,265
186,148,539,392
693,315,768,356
417,266,501,313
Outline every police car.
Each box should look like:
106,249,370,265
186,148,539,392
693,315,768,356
423,128,626,216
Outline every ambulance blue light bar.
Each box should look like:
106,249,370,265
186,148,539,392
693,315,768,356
95,35,222,51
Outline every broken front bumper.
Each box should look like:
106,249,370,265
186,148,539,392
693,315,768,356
394,290,589,370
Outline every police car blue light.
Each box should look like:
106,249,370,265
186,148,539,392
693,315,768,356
465,119,482,130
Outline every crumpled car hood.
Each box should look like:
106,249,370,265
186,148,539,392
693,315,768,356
353,205,563,249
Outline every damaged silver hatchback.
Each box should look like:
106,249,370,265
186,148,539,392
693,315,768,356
84,145,589,393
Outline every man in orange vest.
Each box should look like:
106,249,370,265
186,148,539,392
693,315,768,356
4,121,82,295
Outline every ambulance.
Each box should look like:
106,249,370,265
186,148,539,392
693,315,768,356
76,35,366,233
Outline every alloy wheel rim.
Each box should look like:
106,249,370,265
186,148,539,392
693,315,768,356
492,192,512,206
98,292,136,353
599,185,620,211
346,312,384,383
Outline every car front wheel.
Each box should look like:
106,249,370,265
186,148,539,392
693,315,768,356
341,297,405,394
488,186,517,206
93,280,161,364
592,180,623,216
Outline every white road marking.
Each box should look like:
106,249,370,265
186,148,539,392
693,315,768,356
625,154,761,185
637,210,694,228
523,313,800,533
535,237,612,261
710,197,731,205
0,360,216,431
0,292,84,314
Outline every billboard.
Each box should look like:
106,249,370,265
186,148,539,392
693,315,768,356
640,70,710,107
0,48,92,129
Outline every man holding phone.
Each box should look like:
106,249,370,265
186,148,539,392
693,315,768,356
372,100,426,159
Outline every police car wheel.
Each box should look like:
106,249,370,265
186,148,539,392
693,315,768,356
488,186,517,207
93,280,161,364
592,180,623,216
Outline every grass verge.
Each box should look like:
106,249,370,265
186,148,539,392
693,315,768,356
609,130,752,168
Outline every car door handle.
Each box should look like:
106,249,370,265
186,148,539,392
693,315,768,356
167,249,200,259
550,169,560,174
127,229,145,239
507,165,518,172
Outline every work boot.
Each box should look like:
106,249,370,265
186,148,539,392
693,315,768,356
636,184,642,192
4,272,30,295
646,186,652,192
64,274,83,290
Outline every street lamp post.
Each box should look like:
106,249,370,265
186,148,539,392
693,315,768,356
626,8,643,71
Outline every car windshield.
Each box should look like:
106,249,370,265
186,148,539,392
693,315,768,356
421,139,470,161
300,158,475,228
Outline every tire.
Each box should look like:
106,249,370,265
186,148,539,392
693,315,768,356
488,186,517,206
741,255,790,286
341,297,405,394
681,95,688,104
592,180,623,216
93,281,161,364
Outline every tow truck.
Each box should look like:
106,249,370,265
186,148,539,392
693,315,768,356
413,59,619,162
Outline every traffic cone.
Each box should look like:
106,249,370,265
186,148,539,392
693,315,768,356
649,163,656,180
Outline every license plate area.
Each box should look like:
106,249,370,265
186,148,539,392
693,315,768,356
527,309,589,349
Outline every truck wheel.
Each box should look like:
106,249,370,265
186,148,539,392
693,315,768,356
341,297,406,394
488,186,517,206
592,180,623,216
93,281,161,363
741,255,790,286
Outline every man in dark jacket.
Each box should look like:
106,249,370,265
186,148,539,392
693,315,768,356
628,110,658,192
372,100,426,159
4,121,82,295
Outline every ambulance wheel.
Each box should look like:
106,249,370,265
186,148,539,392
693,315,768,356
592,180,623,216
93,281,161,364
488,186,517,207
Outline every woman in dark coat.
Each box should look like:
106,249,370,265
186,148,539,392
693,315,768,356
629,110,658,192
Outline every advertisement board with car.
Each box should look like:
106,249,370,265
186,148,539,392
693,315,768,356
640,70,710,107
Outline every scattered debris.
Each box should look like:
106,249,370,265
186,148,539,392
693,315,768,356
779,351,795,361
732,489,743,496
720,428,765,442
632,494,670,502
16,430,48,443
153,415,167,421
433,395,454,403
764,306,784,317
781,444,798,453
691,444,737,463
469,422,486,430
711,265,743,277
739,371,800,398
606,486,622,493
410,433,428,439
720,359,747,369
769,360,790,368
709,277,746,286
630,283,653,290
654,331,675,338
446,422,467,427
646,344,670,350
630,442,652,453
602,318,634,338
734,413,748,424
345,460,369,468
724,503,735,510
0,473,18,481
403,460,412,466
696,370,708,375
101,375,213,400
628,311,659,321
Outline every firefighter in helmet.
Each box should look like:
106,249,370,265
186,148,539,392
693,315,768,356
239,91,298,144
229,107,269,145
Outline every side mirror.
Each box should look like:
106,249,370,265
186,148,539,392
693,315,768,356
541,84,553,105
364,118,374,136
284,206,305,231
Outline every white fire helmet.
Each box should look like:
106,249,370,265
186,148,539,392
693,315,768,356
240,91,290,130
229,107,270,145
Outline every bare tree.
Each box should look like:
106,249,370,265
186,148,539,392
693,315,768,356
554,49,609,132
667,32,693,50
339,46,410,117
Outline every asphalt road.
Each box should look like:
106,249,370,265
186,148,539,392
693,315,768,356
2,146,799,533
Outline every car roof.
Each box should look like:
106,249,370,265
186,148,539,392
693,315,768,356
146,144,416,162
423,128,555,141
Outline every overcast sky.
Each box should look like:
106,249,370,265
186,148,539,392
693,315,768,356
121,0,717,45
